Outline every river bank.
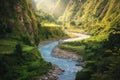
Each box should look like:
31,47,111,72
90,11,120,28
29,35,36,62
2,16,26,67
52,47,81,61
35,65,64,80
52,47,85,67
38,33,90,80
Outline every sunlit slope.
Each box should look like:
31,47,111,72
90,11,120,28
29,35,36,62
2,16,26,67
59,0,120,34
36,0,69,18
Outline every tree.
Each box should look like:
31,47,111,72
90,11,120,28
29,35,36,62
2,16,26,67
14,43,22,56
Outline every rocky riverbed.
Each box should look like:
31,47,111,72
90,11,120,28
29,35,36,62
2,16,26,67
52,47,85,67
52,47,81,61
35,65,64,80
38,33,90,80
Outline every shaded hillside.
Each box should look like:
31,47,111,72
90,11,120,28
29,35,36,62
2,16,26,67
59,0,120,35
0,0,52,80
0,0,39,45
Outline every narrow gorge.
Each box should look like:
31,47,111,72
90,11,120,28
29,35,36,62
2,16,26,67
0,0,120,80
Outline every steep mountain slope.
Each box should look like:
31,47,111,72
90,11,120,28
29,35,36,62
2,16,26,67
59,0,120,34
0,0,39,45
57,0,120,80
0,0,52,80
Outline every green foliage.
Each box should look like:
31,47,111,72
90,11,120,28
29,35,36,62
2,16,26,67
58,44,85,55
37,10,56,23
70,21,76,26
60,0,120,35
76,69,92,80
0,19,13,38
0,0,53,80
76,30,120,80
38,26,67,41
14,43,23,56
0,45,52,80
21,35,32,46
59,27,120,80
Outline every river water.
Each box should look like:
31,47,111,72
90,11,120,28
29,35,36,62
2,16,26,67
38,33,90,80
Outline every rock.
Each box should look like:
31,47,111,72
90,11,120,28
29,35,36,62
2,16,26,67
52,47,80,61
37,65,63,80
49,75,54,79
76,64,81,66
61,69,65,72
75,63,83,66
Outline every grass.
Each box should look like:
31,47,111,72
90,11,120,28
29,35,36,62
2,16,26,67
67,28,85,33
58,44,85,55
0,39,17,54
0,39,36,54
0,46,14,54
41,22,60,27
0,39,17,46
67,33,78,38
23,46,35,52
0,38,53,80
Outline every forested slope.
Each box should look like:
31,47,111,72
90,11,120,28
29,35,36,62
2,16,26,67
57,0,120,80
0,0,52,80
59,0,120,35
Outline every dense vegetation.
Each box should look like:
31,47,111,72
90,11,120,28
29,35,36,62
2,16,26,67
0,0,120,80
57,0,120,80
0,0,63,80
59,0,120,35
36,10,67,41
75,23,120,80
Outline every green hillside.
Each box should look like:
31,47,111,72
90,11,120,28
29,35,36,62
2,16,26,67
0,0,52,80
59,0,120,35
0,0,120,80
57,0,120,80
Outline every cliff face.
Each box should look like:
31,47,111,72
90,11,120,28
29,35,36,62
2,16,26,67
59,0,120,34
0,0,39,45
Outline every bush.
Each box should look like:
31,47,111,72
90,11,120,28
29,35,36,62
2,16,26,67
76,69,92,80
21,36,32,45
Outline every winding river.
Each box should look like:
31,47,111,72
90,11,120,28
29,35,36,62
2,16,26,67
38,33,90,80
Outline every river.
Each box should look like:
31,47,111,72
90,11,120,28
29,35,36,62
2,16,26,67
38,33,90,80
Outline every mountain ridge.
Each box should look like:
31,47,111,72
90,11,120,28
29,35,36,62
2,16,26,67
59,0,120,35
